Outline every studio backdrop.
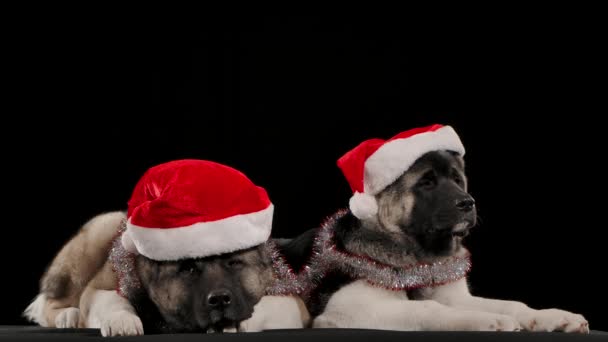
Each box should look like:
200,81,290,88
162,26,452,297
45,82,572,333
3,16,605,331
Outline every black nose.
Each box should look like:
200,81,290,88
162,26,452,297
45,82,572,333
456,197,475,212
207,289,232,308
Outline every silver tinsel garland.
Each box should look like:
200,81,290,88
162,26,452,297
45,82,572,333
298,210,472,294
108,220,142,301
264,241,306,296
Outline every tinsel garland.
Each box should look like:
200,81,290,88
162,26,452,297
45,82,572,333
108,220,142,301
298,210,472,293
264,241,306,295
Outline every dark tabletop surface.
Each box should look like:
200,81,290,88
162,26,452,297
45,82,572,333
1,326,606,342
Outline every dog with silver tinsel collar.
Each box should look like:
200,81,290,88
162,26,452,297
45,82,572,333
279,124,589,333
24,160,309,336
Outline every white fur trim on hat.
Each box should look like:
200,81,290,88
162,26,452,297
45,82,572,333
121,230,139,254
364,125,465,195
349,192,378,220
125,205,274,261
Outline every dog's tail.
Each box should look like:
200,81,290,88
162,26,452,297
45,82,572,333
23,211,126,325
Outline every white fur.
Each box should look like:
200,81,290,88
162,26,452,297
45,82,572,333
349,192,378,220
240,295,310,332
315,280,519,331
86,289,143,337
55,308,80,328
425,278,589,333
364,126,465,195
126,205,274,260
23,294,48,327
319,278,589,332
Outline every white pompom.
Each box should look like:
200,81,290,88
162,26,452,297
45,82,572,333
349,192,378,220
121,230,139,254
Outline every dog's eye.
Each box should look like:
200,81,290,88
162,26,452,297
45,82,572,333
453,174,463,185
418,171,437,188
178,262,198,275
227,259,244,269
451,169,464,186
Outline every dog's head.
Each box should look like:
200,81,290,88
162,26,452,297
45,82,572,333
375,150,475,257
135,244,274,333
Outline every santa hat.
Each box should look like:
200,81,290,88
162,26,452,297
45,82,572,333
121,159,273,261
337,124,465,220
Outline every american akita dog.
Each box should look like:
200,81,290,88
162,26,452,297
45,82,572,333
280,125,589,333
24,160,309,336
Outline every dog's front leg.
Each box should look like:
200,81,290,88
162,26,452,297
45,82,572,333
313,280,519,331
79,262,143,337
239,295,311,332
424,278,589,333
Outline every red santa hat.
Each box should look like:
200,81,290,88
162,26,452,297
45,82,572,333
337,124,465,220
121,159,273,261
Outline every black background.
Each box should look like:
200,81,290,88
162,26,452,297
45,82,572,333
3,14,606,331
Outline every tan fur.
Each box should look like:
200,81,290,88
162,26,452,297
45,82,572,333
25,212,125,327
78,261,120,328
296,296,311,328
239,249,274,300
376,167,425,233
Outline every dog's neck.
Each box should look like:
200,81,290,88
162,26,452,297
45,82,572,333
342,224,420,266
303,210,471,293
339,213,461,266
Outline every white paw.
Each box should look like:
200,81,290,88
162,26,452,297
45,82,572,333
55,308,80,328
100,310,144,337
239,316,263,332
312,315,339,329
516,309,589,333
240,314,298,332
457,313,521,331
223,326,238,333
239,295,308,332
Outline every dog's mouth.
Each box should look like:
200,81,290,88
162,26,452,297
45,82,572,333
205,320,240,334
451,222,472,238
451,229,469,238
204,308,251,334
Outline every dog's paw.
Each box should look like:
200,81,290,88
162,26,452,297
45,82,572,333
516,309,589,333
54,308,80,328
223,326,238,333
100,310,143,337
312,315,340,329
239,295,309,332
457,313,521,331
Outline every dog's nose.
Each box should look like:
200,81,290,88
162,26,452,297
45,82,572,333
207,289,232,308
456,198,475,212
